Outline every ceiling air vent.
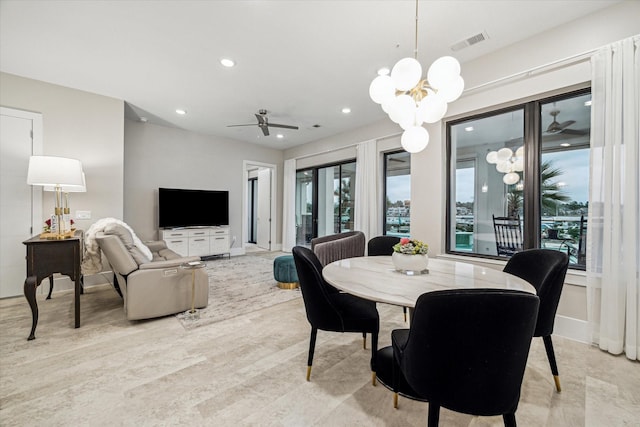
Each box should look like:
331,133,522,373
451,31,489,52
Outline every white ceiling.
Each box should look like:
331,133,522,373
0,0,619,150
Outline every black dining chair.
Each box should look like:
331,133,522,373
292,246,380,385
377,289,539,427
367,235,409,322
503,248,569,392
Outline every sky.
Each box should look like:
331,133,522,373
387,175,411,203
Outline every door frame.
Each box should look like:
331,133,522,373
242,160,277,253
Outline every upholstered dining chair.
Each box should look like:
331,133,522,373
292,246,379,385
367,235,408,321
377,289,539,427
503,248,569,392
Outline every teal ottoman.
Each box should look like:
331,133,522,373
274,255,299,289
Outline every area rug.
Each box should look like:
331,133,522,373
176,252,301,330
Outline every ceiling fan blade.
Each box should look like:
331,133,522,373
557,120,576,129
227,124,257,128
268,123,299,130
261,126,269,136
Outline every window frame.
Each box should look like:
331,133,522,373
445,87,591,269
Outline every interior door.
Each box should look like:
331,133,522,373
256,168,271,250
0,108,42,298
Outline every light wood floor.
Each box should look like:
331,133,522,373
1,262,639,426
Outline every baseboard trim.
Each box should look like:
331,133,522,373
553,314,590,344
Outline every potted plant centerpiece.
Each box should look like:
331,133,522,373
392,237,429,274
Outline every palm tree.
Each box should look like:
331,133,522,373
507,160,570,216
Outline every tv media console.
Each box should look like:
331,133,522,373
160,226,230,258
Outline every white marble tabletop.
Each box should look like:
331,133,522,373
322,256,536,308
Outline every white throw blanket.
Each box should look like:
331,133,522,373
82,218,152,275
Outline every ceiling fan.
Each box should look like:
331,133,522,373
546,110,586,135
227,109,299,136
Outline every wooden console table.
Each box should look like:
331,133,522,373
23,230,83,340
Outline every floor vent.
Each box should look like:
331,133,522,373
451,31,489,51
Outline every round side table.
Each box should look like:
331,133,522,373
180,260,206,320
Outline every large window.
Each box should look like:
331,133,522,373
447,89,591,268
295,161,356,246
384,151,411,237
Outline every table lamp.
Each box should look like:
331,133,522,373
27,156,84,239
44,172,86,232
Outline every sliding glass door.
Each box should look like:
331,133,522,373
295,161,356,246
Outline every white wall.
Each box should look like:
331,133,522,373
0,72,124,232
123,120,284,249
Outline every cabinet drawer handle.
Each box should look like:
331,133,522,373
169,240,184,244
194,239,206,242
215,237,225,240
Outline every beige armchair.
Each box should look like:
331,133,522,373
95,223,208,320
310,231,365,266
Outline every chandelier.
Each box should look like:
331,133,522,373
369,0,464,153
486,146,524,185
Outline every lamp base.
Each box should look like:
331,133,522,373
40,229,76,240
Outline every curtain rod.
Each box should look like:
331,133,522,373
463,48,596,95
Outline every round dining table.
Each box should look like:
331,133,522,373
322,256,536,309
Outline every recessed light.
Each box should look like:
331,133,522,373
342,107,351,114
276,134,284,139
220,58,235,67
464,126,474,132
584,100,592,107
560,143,571,147
377,67,390,76
175,109,187,115
139,117,148,123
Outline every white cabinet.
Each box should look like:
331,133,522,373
160,227,230,257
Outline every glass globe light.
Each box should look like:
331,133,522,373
515,146,525,158
417,92,447,123
496,161,512,173
513,158,524,172
503,172,520,185
497,147,513,162
437,75,465,103
369,75,396,105
486,151,499,164
391,94,417,124
427,56,461,90
391,57,423,91
401,126,429,153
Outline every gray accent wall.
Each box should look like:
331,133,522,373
123,120,284,247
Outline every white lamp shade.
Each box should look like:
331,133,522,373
391,57,422,91
369,75,396,104
43,172,86,192
27,156,84,187
496,161,512,173
401,126,429,153
486,151,499,164
515,146,525,158
513,158,524,172
437,75,465,103
388,94,416,124
418,92,447,123
427,56,461,90
496,147,513,162
503,172,520,185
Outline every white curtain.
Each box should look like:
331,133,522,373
354,140,380,243
281,158,297,252
587,35,640,360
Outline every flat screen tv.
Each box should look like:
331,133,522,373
159,187,229,228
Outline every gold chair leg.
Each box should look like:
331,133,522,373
363,334,367,350
306,365,312,382
393,392,399,409
372,371,377,386
554,375,562,392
